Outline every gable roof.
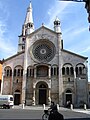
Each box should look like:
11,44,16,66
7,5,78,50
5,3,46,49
25,25,62,37
62,49,88,60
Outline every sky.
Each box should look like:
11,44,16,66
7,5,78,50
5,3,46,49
0,0,90,80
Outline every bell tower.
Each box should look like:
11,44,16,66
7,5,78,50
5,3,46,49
54,17,61,33
18,1,34,53
23,1,34,35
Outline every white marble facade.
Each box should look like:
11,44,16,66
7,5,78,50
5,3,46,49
1,2,89,107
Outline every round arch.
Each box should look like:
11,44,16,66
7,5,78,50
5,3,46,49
4,66,12,77
35,81,48,105
64,89,73,107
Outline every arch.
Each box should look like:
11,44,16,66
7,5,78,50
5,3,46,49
75,63,85,75
51,64,58,76
39,84,47,88
62,63,74,76
63,63,73,67
4,66,12,77
14,65,23,69
66,89,72,93
14,65,23,77
33,80,50,89
76,63,85,67
27,66,34,77
65,89,73,107
36,81,48,89
36,81,48,105
52,64,58,67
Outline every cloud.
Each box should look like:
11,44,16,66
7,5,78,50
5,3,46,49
46,1,73,28
80,46,90,54
0,21,17,58
63,25,88,44
0,2,17,59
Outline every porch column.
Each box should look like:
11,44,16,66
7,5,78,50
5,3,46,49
49,66,51,78
32,88,35,105
48,88,51,105
74,67,76,79
34,67,36,78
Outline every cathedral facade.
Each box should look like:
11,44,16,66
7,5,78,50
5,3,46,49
1,2,89,107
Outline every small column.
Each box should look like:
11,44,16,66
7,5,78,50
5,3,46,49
84,104,87,110
74,67,76,79
48,89,51,105
49,66,51,78
34,67,36,78
32,89,35,105
43,104,45,110
70,104,73,110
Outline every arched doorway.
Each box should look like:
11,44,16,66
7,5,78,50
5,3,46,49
14,90,21,105
65,90,72,107
39,84,47,105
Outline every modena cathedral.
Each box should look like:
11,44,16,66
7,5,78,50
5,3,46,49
1,2,89,107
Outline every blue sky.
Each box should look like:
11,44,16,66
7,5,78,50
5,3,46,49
0,0,90,80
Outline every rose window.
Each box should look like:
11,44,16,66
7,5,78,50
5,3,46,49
31,40,56,62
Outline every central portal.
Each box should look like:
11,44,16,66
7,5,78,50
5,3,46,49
36,82,48,105
37,83,47,105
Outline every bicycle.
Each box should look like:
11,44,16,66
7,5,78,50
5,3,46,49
42,104,57,120
42,108,53,120
42,110,49,120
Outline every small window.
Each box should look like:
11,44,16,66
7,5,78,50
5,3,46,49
54,67,56,75
66,67,69,75
22,38,25,42
70,67,74,75
21,69,23,76
14,69,16,76
79,67,82,74
62,67,65,75
27,68,29,77
7,70,9,76
16,79,19,83
76,67,78,75
22,45,25,50
51,67,53,76
17,69,20,76
10,70,12,76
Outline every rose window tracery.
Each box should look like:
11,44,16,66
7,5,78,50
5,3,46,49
30,40,56,62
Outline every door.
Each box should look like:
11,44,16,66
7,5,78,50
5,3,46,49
14,94,20,105
39,89,46,105
66,94,72,107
